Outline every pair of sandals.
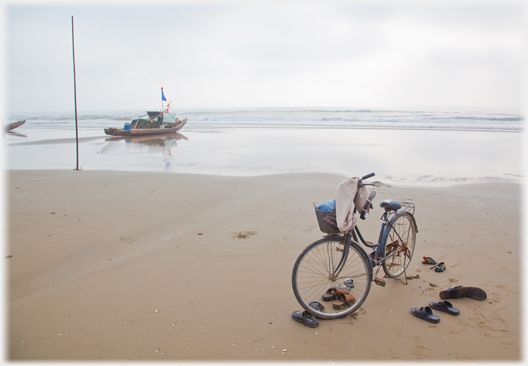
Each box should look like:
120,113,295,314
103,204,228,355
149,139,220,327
291,300,326,327
322,287,356,309
412,286,487,323
292,284,356,328
422,256,446,272
411,300,460,323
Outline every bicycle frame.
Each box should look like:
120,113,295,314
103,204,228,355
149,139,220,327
355,210,400,267
329,206,414,279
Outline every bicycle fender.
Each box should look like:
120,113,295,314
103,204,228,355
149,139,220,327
409,213,418,233
321,234,346,241
393,211,418,233
403,213,418,233
380,212,418,244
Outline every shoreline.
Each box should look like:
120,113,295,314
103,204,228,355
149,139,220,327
4,167,523,188
6,169,522,360
4,127,523,185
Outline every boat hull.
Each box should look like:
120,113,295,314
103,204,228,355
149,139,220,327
104,118,187,137
5,120,26,132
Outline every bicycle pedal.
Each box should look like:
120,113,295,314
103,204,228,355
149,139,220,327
374,278,386,287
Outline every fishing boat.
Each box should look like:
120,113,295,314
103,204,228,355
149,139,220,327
104,111,187,137
4,120,26,132
105,88,188,137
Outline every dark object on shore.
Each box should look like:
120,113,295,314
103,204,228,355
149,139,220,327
4,120,26,132
439,285,487,300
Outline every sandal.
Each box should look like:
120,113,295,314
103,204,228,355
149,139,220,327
411,306,440,323
322,287,349,301
439,285,487,301
291,310,319,328
422,256,437,265
430,262,446,272
333,293,355,310
308,301,325,313
429,300,460,316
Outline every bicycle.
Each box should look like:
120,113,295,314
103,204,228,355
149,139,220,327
291,172,418,320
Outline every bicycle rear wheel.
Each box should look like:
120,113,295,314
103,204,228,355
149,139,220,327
382,213,417,278
292,235,372,320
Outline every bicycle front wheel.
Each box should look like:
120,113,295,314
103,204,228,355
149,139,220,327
382,213,417,278
292,236,372,320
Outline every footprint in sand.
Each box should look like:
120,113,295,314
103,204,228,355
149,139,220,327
233,231,257,239
120,236,136,244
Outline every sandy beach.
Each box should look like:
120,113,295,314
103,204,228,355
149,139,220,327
5,1,524,361
6,169,521,361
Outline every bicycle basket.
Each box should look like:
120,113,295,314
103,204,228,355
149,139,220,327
314,207,341,234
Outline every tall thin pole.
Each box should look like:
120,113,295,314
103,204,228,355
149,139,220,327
72,15,79,170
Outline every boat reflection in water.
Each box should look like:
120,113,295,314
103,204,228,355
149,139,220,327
5,130,27,138
107,132,188,145
105,132,188,171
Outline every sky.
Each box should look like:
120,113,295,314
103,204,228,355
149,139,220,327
1,0,525,113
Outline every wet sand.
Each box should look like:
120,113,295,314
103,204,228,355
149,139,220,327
5,127,523,184
6,169,521,360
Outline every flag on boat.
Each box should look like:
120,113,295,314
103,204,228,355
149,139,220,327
161,87,167,102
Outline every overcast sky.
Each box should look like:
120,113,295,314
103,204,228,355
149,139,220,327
2,1,524,113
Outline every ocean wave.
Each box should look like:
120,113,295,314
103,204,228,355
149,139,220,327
8,107,523,132
430,116,523,122
383,174,522,187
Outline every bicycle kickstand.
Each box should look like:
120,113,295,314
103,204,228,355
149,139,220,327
398,269,409,285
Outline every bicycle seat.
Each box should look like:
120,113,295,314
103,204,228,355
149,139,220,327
380,199,401,211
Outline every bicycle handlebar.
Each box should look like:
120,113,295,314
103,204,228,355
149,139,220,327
360,172,375,181
358,172,375,188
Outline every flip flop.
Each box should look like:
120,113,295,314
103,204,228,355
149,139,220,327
322,287,349,301
439,285,487,301
422,256,437,265
429,300,460,315
308,301,325,313
344,278,355,288
430,262,446,272
411,306,440,323
333,293,355,310
291,310,319,328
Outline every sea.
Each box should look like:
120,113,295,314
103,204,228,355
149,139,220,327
5,107,523,132
4,107,524,185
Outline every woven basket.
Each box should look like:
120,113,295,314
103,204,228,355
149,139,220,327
314,207,341,234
